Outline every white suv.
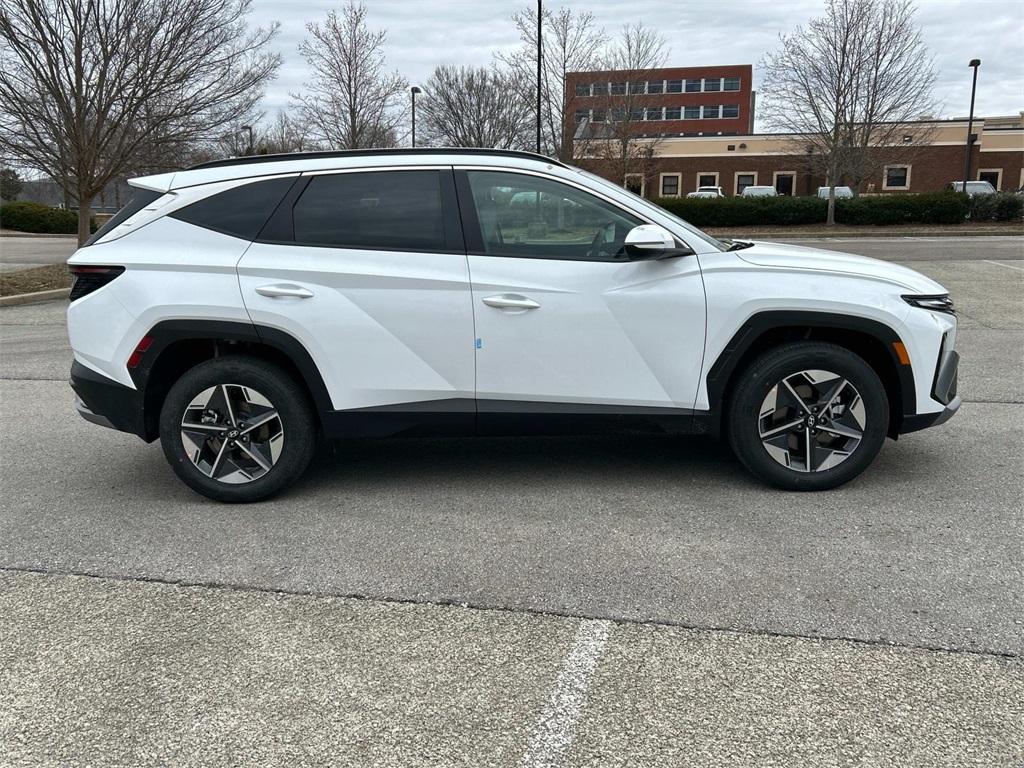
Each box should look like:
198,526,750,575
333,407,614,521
68,149,960,502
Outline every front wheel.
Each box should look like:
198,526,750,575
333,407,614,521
159,356,316,502
726,342,889,491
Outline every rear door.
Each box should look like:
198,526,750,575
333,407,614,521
457,168,706,424
237,168,476,427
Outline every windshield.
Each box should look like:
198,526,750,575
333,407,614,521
571,166,727,251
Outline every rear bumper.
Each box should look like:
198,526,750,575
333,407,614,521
70,360,149,440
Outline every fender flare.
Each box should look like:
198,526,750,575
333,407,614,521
705,310,917,422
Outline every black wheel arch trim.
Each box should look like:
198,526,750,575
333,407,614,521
705,310,917,435
129,319,333,440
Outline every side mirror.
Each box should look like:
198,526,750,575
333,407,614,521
624,224,691,261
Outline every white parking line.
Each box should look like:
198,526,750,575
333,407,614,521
984,259,1024,272
520,619,612,768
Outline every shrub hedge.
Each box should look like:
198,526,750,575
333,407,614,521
968,192,1024,222
0,201,78,234
653,191,975,227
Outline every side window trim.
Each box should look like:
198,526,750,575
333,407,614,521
452,167,655,263
257,167,464,255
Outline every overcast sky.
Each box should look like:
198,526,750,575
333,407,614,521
248,0,1023,130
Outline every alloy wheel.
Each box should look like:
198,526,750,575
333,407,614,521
180,384,284,484
758,369,866,473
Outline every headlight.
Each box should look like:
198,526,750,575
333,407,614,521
902,294,955,315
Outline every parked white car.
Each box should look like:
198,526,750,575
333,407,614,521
817,186,854,199
947,181,996,196
741,186,779,198
687,186,725,198
68,149,959,501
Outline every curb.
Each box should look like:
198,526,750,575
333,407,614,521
0,288,69,307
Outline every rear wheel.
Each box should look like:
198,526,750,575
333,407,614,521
726,342,889,491
159,356,316,502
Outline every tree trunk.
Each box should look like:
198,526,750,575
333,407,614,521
827,189,836,226
77,193,92,246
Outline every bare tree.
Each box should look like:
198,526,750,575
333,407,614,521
760,0,936,223
293,2,407,150
0,0,280,244
215,111,317,158
580,23,667,192
416,65,532,149
498,5,607,160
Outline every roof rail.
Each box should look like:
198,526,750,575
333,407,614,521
189,147,567,171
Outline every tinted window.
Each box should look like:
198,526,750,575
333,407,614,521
85,188,163,246
466,171,643,262
293,171,445,251
171,177,295,240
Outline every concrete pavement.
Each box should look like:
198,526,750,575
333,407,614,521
1,238,1022,766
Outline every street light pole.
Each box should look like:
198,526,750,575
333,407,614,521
961,59,981,189
240,124,253,155
536,0,542,154
410,86,422,148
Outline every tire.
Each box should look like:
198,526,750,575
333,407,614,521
726,342,889,491
159,355,316,503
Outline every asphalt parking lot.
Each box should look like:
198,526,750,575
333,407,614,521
1,236,1022,766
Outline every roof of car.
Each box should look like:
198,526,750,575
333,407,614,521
130,148,568,192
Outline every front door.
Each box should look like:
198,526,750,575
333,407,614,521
238,168,475,427
457,169,706,426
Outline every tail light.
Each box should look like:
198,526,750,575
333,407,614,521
68,265,125,301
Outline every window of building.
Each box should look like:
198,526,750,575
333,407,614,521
683,105,700,120
723,76,741,91
623,174,645,197
574,83,591,97
660,174,680,197
590,109,606,123
978,169,1002,190
735,172,757,195
702,105,721,119
609,81,626,95
293,171,446,251
666,79,683,93
664,106,682,120
629,81,646,94
573,109,589,123
464,171,642,262
645,107,663,121
722,104,739,118
882,164,911,190
703,78,721,92
773,171,797,196
684,79,701,93
697,172,719,188
592,82,607,95
170,177,296,241
625,107,641,121
609,108,627,122
647,80,664,94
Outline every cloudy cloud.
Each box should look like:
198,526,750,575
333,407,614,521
250,0,1023,129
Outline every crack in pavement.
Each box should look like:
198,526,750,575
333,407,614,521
3,565,1019,662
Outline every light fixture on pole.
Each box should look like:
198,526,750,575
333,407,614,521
410,86,422,148
536,0,542,154
961,59,981,190
240,125,253,156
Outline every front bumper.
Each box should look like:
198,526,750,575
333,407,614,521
900,342,960,434
70,360,149,440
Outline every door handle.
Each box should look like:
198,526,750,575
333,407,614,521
255,284,314,299
482,294,540,310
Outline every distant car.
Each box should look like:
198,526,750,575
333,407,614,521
817,186,854,199
947,181,996,196
687,186,724,198
742,186,779,198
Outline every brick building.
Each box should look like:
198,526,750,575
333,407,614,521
565,65,755,147
575,114,1024,199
